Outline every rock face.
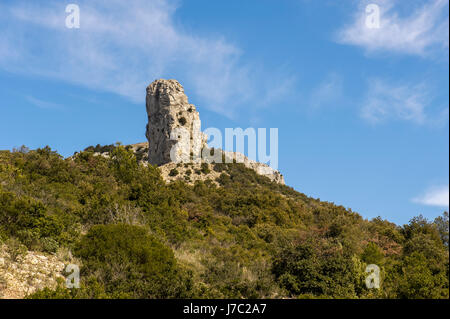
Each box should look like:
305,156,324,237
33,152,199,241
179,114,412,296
145,79,284,184
0,245,66,299
145,79,207,166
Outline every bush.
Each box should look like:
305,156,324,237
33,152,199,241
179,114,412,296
41,237,59,254
213,162,227,173
272,241,359,298
0,190,63,248
74,224,192,298
6,238,27,262
397,252,449,299
361,242,384,265
84,144,115,154
201,163,210,174
0,274,7,297
169,168,179,177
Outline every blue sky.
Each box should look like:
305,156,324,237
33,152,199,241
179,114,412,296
0,0,448,225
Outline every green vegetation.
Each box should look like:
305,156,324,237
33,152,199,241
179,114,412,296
75,224,192,298
0,145,448,299
201,162,210,174
179,117,187,126
169,168,179,177
83,144,115,154
5,238,27,262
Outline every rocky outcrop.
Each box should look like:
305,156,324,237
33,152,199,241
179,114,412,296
145,79,207,166
158,162,222,186
0,245,67,299
145,79,285,185
90,143,284,185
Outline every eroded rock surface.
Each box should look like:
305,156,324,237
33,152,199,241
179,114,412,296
145,79,207,166
144,79,285,184
0,245,67,299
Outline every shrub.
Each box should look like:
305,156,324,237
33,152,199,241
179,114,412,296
110,145,139,183
179,117,187,126
41,237,59,254
213,163,226,173
0,190,63,249
361,242,384,265
169,168,179,177
84,144,115,153
0,274,7,297
397,252,449,299
6,238,27,262
272,241,359,298
201,163,210,174
74,224,192,298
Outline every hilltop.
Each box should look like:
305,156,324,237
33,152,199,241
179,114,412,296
79,79,285,185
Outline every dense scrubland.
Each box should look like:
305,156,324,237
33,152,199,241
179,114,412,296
0,145,448,299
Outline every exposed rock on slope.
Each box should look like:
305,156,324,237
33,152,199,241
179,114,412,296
0,245,66,299
145,79,285,184
158,161,222,185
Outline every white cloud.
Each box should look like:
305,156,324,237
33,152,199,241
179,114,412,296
0,0,293,118
361,79,445,124
336,0,449,57
413,185,449,207
26,96,64,110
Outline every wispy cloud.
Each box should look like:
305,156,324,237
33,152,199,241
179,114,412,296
309,73,343,110
336,0,449,57
26,96,64,110
361,79,447,124
413,185,449,207
0,0,293,118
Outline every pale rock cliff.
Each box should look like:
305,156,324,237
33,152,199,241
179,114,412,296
145,79,207,166
145,79,284,184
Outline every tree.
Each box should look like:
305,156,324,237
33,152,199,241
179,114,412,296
361,242,384,265
397,252,448,299
434,212,449,247
272,241,359,298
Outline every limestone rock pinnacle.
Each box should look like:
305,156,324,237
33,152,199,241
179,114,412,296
145,79,285,184
145,79,207,166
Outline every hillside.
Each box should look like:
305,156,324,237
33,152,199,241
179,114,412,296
0,145,448,299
